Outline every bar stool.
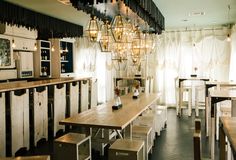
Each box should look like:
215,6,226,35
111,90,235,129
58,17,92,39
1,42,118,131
54,133,91,160
109,139,145,160
176,86,192,116
132,125,152,160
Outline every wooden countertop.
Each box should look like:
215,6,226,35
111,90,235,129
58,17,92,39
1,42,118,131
0,155,50,160
220,117,236,154
209,88,236,98
60,93,160,130
206,81,236,86
0,77,91,92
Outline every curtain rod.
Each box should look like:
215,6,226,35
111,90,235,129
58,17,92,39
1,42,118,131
164,27,227,33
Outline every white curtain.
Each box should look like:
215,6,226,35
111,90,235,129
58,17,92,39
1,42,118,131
229,25,236,81
74,37,114,103
153,29,231,105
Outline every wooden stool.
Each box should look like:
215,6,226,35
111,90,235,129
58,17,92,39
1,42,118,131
109,139,145,160
132,125,152,160
134,115,155,144
54,133,91,160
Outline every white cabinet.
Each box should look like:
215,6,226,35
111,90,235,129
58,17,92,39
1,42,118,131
34,40,51,77
14,37,36,51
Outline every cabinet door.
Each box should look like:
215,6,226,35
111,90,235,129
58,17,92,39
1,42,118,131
19,52,34,71
14,37,36,51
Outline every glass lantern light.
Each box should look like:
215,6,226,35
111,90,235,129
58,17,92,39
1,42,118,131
99,21,113,52
85,16,100,42
131,26,144,59
111,14,125,42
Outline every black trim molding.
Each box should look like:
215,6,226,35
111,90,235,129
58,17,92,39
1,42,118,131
0,1,83,39
70,0,164,34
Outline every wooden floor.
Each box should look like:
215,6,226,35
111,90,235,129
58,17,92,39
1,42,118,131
14,108,219,160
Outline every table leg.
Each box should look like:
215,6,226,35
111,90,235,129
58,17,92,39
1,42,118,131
178,82,183,116
210,101,216,159
219,121,226,160
124,124,132,139
205,96,209,136
231,100,236,117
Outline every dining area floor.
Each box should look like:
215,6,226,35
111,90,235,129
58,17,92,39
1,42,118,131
150,108,219,160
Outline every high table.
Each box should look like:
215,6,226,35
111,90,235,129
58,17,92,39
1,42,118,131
176,77,209,116
209,89,236,159
205,81,236,136
59,93,160,155
219,117,236,160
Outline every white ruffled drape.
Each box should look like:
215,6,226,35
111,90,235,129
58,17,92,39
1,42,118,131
153,29,231,105
74,37,115,103
229,25,236,81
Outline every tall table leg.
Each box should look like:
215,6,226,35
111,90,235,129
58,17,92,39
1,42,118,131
219,120,226,160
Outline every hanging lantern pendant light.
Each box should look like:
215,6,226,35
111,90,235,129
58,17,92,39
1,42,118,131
86,16,100,42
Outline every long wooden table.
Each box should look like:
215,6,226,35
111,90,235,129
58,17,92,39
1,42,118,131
219,117,236,160
59,93,160,154
209,89,236,159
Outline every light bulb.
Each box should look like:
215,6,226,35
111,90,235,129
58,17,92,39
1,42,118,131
12,39,16,48
34,43,37,50
51,45,55,52
227,34,231,42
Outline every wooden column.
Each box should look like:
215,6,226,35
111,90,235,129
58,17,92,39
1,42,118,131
33,86,48,146
0,92,6,157
69,82,79,117
80,80,89,112
10,89,29,156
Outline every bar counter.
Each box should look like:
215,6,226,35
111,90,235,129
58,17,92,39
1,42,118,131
0,77,91,92
0,76,94,157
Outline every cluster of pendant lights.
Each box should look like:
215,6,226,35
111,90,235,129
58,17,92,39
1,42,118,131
85,4,155,65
